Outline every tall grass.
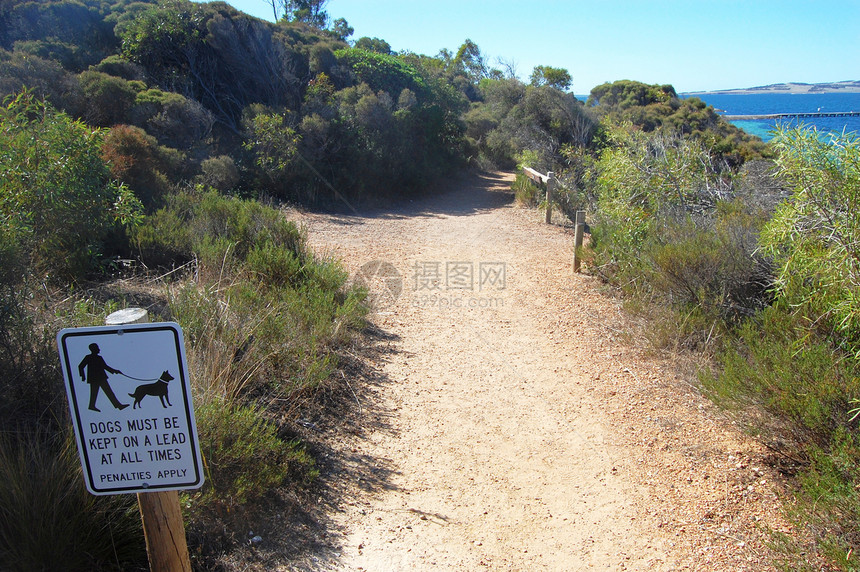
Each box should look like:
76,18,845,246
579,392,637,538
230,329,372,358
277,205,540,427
511,172,541,207
157,189,367,408
0,430,145,571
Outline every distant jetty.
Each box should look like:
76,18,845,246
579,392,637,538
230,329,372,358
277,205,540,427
723,111,860,120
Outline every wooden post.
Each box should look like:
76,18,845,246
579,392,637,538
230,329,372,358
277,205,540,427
545,171,555,224
136,490,191,572
573,210,586,273
105,308,192,572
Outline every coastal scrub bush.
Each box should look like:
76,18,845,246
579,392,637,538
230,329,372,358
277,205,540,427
706,304,860,448
706,127,860,568
0,90,142,282
190,399,317,508
127,187,366,560
0,49,81,111
588,123,731,281
90,55,145,81
101,124,179,210
584,121,773,350
77,70,138,127
138,189,367,405
481,83,596,169
759,127,860,358
242,109,302,197
132,88,213,149
704,302,860,569
642,201,772,323
133,187,304,270
199,155,239,192
334,48,427,98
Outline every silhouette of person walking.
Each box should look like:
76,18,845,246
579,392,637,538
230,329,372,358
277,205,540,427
78,343,128,412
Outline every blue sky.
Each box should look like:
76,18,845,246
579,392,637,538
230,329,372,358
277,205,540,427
195,0,859,93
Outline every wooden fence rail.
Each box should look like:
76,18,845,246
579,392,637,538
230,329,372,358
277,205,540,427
521,167,587,272
522,167,556,223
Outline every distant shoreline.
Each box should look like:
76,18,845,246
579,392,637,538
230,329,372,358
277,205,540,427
685,80,860,96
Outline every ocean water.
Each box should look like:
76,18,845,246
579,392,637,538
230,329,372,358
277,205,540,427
686,92,860,142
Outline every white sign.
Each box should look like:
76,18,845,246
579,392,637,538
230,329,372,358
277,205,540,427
57,322,204,495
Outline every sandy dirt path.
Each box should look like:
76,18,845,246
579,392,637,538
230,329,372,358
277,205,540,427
286,172,792,571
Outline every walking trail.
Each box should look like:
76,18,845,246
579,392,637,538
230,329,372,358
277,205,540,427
287,171,794,571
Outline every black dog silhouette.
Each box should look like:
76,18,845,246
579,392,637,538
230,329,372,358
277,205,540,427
129,371,174,409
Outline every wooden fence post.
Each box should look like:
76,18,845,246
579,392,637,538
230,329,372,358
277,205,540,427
545,171,555,224
573,210,586,273
104,308,193,572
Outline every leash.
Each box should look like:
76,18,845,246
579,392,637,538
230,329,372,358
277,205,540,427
118,373,161,382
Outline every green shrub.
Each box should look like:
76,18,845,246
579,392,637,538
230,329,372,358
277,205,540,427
199,155,239,192
0,49,81,111
334,48,427,98
78,70,138,127
796,432,860,569
190,400,316,508
642,202,772,323
91,55,145,81
245,241,304,288
583,123,771,344
512,172,541,207
706,303,860,569
133,188,305,270
13,39,85,72
132,88,213,149
172,272,363,405
707,304,860,447
242,110,301,195
144,190,367,404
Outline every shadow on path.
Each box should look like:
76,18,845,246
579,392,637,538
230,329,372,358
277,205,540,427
316,170,515,226
211,325,407,570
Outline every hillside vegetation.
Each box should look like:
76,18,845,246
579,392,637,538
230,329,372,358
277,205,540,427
0,0,856,569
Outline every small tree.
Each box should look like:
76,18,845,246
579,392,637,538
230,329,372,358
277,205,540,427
280,0,328,27
354,36,391,55
243,110,301,193
454,39,488,82
529,65,572,91
330,17,353,42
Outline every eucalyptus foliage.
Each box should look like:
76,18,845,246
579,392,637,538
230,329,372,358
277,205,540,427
0,90,141,281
